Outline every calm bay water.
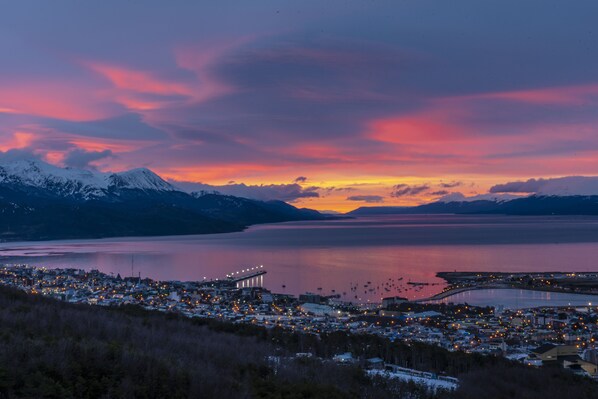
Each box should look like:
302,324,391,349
433,289,598,309
1,215,598,304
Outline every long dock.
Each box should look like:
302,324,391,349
227,270,267,284
224,265,267,284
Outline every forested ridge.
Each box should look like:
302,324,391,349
0,286,596,398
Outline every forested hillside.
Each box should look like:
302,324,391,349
0,287,596,398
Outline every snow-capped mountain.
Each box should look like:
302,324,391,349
106,168,176,192
0,159,176,199
0,159,326,242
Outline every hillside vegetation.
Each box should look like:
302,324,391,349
0,287,596,398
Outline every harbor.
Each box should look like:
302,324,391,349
3,263,598,380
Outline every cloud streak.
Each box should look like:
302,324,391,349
346,195,384,203
490,176,598,196
171,180,320,202
391,184,430,198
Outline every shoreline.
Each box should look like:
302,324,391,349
419,285,598,303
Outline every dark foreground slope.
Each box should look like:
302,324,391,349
0,287,417,399
0,287,596,399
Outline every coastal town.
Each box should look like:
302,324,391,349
2,264,598,387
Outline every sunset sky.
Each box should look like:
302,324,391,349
1,1,598,211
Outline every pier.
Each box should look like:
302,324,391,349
224,265,267,288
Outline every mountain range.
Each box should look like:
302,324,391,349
347,195,598,216
0,159,327,241
2,159,597,242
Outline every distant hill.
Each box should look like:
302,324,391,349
347,195,598,216
0,159,328,241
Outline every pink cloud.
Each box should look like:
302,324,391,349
85,62,192,97
81,61,198,112
456,83,598,106
0,131,36,152
369,116,467,144
173,39,247,103
0,81,119,121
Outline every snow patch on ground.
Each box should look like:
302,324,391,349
367,369,458,391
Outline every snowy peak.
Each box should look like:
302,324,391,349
0,159,107,198
108,168,176,191
0,159,177,198
0,159,98,185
